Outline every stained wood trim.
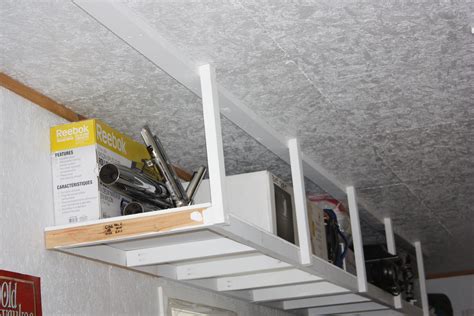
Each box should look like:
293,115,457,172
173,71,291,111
0,72,85,122
426,269,474,280
174,166,193,182
45,207,207,249
0,72,193,180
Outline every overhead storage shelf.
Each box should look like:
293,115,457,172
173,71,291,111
45,204,422,316
45,3,430,314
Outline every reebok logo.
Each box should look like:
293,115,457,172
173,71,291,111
96,123,127,154
56,125,89,138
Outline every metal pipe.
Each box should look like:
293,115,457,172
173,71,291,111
99,163,173,209
122,201,157,215
141,125,189,207
186,166,207,203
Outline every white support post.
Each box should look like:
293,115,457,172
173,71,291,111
346,186,368,293
414,241,429,316
288,138,312,265
199,64,227,224
384,217,402,309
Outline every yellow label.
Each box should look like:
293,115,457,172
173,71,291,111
50,120,96,152
94,120,149,162
51,119,150,163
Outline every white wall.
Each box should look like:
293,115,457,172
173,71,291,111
427,275,474,316
0,87,291,316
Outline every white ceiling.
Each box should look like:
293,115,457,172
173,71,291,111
1,0,473,274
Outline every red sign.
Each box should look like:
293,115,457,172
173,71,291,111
0,270,42,316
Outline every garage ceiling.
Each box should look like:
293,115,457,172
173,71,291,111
1,0,473,274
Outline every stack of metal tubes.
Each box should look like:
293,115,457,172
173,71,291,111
99,125,206,215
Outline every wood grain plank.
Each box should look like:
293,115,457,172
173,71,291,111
0,72,194,180
0,72,85,122
427,269,474,280
45,207,206,249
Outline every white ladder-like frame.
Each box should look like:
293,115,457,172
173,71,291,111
63,1,430,314
199,62,428,315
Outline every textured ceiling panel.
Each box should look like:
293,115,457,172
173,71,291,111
301,134,401,188
237,0,474,134
1,0,473,273
373,120,474,184
122,0,362,139
358,185,450,249
0,0,325,192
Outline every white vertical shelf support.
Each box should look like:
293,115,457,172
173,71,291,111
346,186,368,293
199,64,227,224
414,241,429,316
384,217,402,309
288,138,312,265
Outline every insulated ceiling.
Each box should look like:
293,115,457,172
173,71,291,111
1,0,473,273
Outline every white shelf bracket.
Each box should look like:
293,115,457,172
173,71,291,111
414,241,429,316
288,138,312,265
199,64,227,224
346,186,368,293
384,217,402,309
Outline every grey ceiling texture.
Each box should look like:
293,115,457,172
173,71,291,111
1,0,473,274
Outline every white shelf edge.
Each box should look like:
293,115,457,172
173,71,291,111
44,202,212,231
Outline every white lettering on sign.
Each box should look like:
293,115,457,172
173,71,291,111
96,123,127,154
0,281,33,316
0,281,16,308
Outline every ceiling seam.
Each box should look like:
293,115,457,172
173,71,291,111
369,118,474,138
366,149,456,246
229,1,453,256
357,182,405,191
399,182,456,238
230,2,457,248
233,0,354,132
372,149,456,238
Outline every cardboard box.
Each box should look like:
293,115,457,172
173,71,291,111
192,171,299,244
307,201,328,261
50,119,152,225
344,248,357,276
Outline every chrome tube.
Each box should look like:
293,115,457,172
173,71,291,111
99,163,173,209
122,201,157,215
186,166,207,203
141,125,189,207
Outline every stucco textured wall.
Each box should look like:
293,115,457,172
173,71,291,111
0,87,291,316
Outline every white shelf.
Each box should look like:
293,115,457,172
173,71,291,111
45,4,430,313
45,207,423,316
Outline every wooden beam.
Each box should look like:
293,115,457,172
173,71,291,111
427,269,474,280
0,72,85,122
173,166,193,182
45,206,207,249
0,72,193,180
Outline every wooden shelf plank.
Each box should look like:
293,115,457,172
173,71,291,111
45,205,208,249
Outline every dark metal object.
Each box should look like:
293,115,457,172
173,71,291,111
364,245,403,296
99,163,173,209
122,201,156,215
324,209,348,268
186,166,207,204
141,126,189,207
100,127,207,215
